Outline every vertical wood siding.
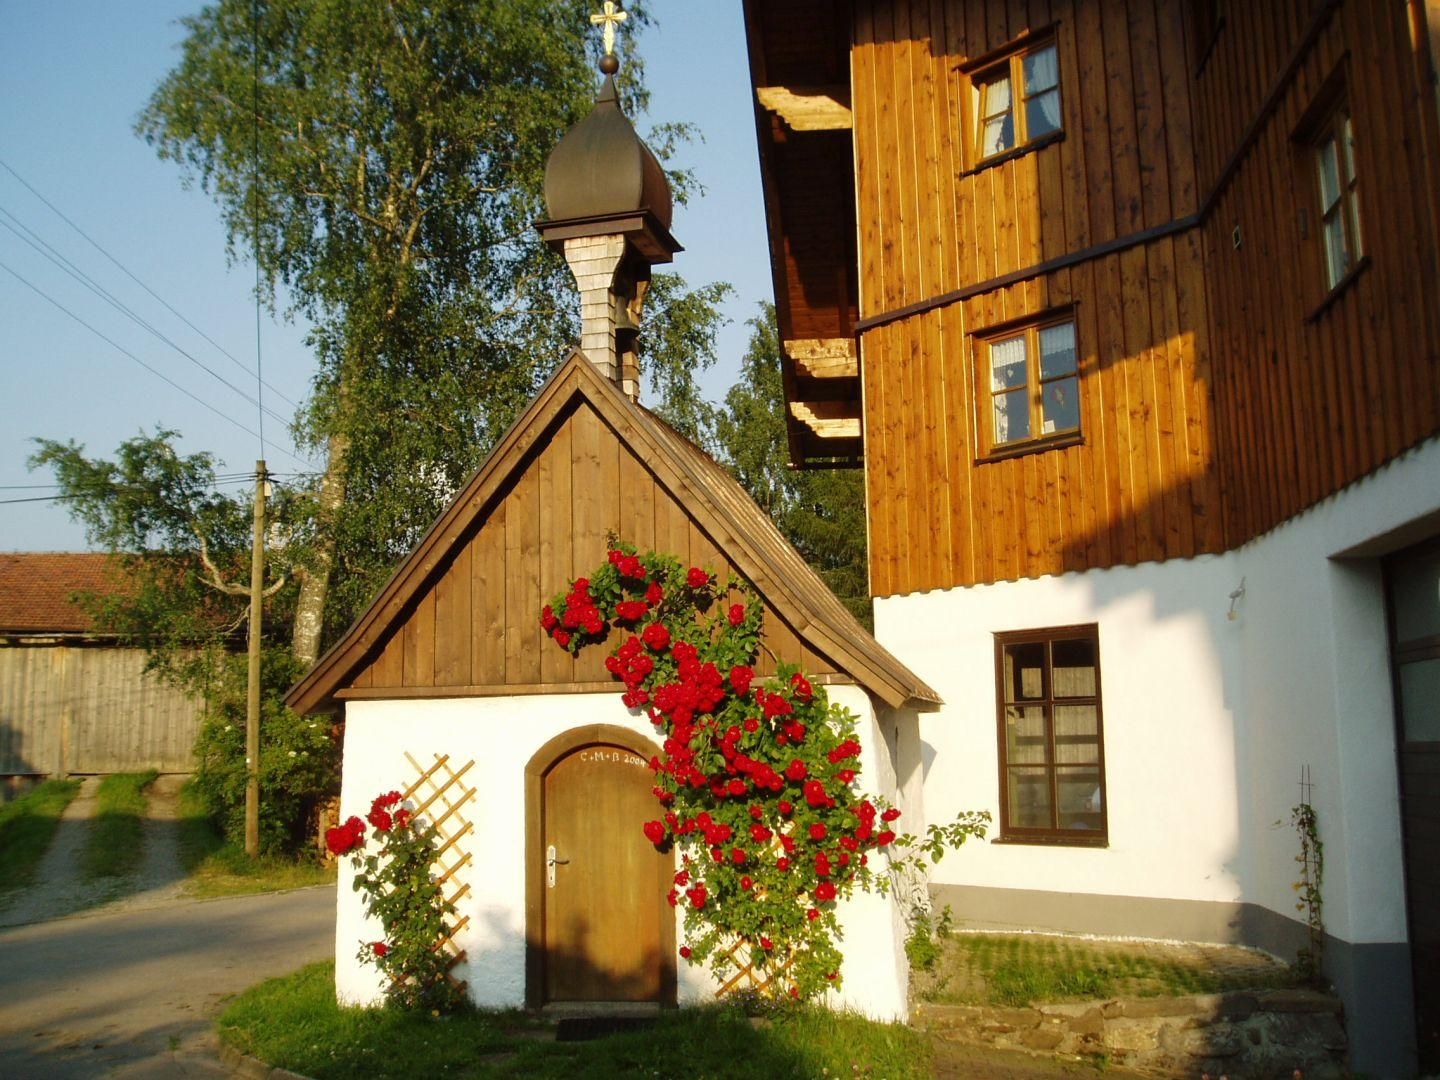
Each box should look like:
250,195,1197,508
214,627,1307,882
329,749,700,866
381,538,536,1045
850,0,1440,597
853,0,1222,597
351,400,842,693
0,645,201,775
1198,1,1440,544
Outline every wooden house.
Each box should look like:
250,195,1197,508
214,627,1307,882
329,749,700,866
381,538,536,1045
744,1,1440,1074
286,67,934,1019
0,552,201,787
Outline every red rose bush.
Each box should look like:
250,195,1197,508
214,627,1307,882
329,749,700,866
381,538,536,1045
326,791,464,1013
542,542,986,1001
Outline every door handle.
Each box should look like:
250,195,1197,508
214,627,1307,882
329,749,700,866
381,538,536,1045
546,844,569,888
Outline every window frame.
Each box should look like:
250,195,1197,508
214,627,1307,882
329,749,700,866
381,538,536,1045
993,624,1109,847
963,34,1064,171
974,312,1083,461
1310,104,1364,295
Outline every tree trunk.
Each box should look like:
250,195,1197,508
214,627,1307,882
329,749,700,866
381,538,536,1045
291,426,349,667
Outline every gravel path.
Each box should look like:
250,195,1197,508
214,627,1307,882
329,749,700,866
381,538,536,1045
0,774,192,930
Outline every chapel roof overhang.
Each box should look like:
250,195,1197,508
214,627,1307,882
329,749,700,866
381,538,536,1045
284,349,939,715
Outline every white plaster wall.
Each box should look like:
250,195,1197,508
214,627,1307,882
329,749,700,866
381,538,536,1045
335,685,910,1018
875,435,1440,948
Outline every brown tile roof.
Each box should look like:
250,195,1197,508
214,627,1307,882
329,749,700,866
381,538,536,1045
0,552,127,634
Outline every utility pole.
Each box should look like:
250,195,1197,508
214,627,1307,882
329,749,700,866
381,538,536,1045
245,459,268,857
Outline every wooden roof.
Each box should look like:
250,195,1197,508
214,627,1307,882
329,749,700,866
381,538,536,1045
285,351,939,715
743,0,863,469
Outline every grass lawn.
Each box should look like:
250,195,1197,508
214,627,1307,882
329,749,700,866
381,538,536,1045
178,783,334,898
914,933,1295,1008
81,770,158,879
220,961,933,1079
0,779,81,893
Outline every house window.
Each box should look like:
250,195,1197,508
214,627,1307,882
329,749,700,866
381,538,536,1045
995,625,1107,845
970,40,1062,164
1313,107,1363,290
980,316,1080,455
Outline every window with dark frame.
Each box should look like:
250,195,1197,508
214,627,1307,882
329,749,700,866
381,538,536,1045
969,39,1062,165
979,315,1080,456
1312,105,1363,291
995,626,1107,845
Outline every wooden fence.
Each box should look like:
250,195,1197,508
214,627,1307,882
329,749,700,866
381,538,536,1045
0,643,203,777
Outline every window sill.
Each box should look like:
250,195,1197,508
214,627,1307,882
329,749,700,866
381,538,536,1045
962,130,1066,178
976,430,1083,465
1306,255,1371,322
992,833,1109,849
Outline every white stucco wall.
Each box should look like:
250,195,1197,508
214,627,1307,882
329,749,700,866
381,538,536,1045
335,684,911,1018
876,435,1440,949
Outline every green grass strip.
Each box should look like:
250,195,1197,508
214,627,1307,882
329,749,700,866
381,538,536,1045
221,961,933,1080
81,770,158,880
0,779,81,892
175,781,333,898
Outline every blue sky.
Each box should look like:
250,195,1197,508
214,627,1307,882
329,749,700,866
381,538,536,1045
0,2,772,551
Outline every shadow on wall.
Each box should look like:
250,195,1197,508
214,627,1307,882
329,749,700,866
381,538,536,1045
0,720,44,801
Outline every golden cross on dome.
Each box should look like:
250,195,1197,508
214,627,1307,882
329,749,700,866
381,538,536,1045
590,1,627,58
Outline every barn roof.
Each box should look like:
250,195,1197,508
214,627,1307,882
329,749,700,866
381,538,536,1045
286,350,940,715
0,552,125,635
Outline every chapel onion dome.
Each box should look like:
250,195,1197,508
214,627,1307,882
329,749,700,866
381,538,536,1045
543,55,673,231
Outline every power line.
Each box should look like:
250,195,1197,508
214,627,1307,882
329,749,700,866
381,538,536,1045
0,156,298,410
0,207,293,432
0,477,257,506
0,257,311,471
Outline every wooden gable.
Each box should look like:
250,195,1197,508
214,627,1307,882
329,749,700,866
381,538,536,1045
287,352,939,714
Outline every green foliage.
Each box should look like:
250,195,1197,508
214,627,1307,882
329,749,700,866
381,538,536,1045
134,0,731,649
189,646,339,853
0,780,81,893
82,770,158,880
332,793,466,1013
178,779,336,896
712,306,871,626
220,959,935,1079
1291,800,1325,982
904,904,953,973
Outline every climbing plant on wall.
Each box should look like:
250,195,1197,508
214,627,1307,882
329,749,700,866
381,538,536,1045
542,542,987,1000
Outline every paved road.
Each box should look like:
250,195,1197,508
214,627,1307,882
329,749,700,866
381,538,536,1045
0,885,335,1079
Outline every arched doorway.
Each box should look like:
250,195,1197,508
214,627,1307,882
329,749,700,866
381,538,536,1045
524,724,676,1007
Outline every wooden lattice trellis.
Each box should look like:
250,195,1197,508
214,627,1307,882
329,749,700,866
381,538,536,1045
398,751,477,993
715,936,798,999
711,832,799,1000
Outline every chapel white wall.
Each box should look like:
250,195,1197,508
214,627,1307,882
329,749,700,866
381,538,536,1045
334,685,911,1019
875,434,1440,949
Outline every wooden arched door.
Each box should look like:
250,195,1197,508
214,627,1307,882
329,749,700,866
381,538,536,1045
525,725,675,1006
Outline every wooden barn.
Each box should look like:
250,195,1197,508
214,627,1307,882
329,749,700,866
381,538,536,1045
0,552,202,788
743,1,1440,1074
287,66,935,1019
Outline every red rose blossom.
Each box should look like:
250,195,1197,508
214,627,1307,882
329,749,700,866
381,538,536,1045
778,800,794,815
809,823,828,841
790,672,813,700
728,603,746,625
372,941,388,957
807,907,820,921
760,935,774,950
679,945,692,959
877,830,896,846
645,581,664,605
686,567,709,589
882,807,902,822
730,665,754,696
814,881,837,902
643,820,666,845
785,759,808,781
642,622,671,651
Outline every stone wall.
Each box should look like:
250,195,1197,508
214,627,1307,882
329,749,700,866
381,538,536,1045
916,989,1347,1078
